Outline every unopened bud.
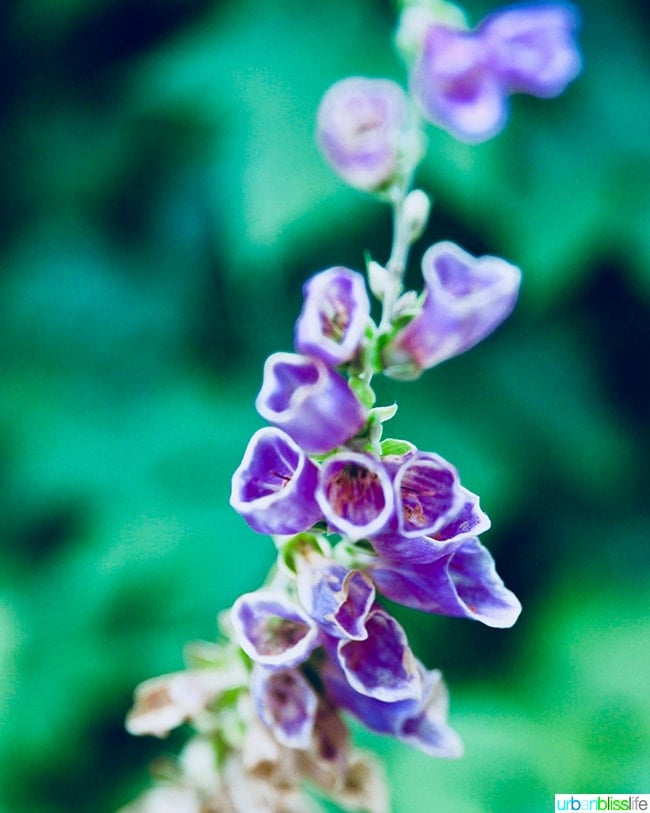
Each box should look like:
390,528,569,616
403,189,431,242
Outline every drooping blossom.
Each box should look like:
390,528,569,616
384,241,521,378
413,2,581,142
322,657,463,759
317,77,421,191
230,427,322,536
294,266,371,366
256,352,367,454
368,536,522,628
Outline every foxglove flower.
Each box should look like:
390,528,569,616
231,591,319,669
316,451,394,541
317,77,421,192
230,427,322,535
295,267,370,366
296,555,375,640
414,24,506,143
251,665,318,749
413,3,581,142
370,482,491,564
335,607,422,702
384,241,521,378
481,3,582,98
322,658,463,758
256,352,367,454
369,536,522,628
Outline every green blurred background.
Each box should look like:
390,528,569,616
0,0,648,811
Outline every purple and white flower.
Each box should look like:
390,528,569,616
384,241,521,377
295,267,371,366
256,352,367,454
296,555,375,641
322,657,463,758
231,591,320,669
230,427,322,536
368,536,522,628
317,76,420,191
481,3,582,98
316,451,394,541
335,607,422,702
412,3,581,142
251,665,319,749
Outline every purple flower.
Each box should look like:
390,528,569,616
384,241,521,377
322,657,463,758
294,267,370,366
370,483,491,564
317,77,419,191
296,555,375,641
391,450,465,538
335,607,422,702
413,24,507,143
251,665,318,749
413,3,581,142
481,3,582,98
368,537,522,628
256,352,367,454
230,427,322,535
231,591,320,669
316,451,394,541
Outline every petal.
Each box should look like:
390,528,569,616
317,77,418,191
256,352,367,454
321,658,462,758
482,3,582,97
231,591,320,669
413,24,508,143
295,267,371,366
393,451,465,537
251,665,318,750
369,537,522,628
336,608,422,702
316,452,394,541
230,427,322,535
385,241,521,375
296,556,375,640
432,484,491,541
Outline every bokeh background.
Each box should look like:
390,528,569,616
1,0,649,811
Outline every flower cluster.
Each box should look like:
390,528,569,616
121,3,580,812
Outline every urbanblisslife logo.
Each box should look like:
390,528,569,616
555,796,649,811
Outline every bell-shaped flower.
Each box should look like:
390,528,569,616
256,352,367,454
296,554,375,641
412,3,581,142
413,23,507,143
370,483,491,564
322,657,463,759
231,591,320,669
316,451,394,541
391,450,466,538
335,607,422,702
230,427,322,535
316,76,421,192
251,665,319,750
481,3,582,98
294,267,370,366
384,241,521,378
368,536,522,628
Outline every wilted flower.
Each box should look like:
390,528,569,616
317,77,421,191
